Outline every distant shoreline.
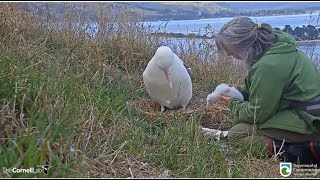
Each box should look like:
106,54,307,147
149,33,320,44
296,40,320,45
144,12,320,23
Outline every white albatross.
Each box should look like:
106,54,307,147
206,83,244,108
143,46,192,113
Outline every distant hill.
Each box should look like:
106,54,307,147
17,2,229,21
117,2,230,21
16,2,320,22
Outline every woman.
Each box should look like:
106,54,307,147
214,16,320,163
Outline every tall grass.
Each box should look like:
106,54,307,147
1,2,318,178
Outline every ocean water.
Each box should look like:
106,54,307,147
143,13,320,35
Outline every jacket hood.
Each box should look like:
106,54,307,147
264,30,298,55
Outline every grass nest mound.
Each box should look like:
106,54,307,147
130,98,234,130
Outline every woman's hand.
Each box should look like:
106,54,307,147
219,95,231,107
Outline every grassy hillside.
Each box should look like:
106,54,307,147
0,3,318,178
18,2,229,21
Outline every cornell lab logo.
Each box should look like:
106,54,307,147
2,165,52,175
280,162,292,177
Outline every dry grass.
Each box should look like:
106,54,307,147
73,152,173,178
238,155,280,178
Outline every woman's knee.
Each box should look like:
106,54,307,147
227,123,256,141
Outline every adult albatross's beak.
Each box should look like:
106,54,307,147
164,69,173,89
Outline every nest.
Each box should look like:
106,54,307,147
130,99,234,130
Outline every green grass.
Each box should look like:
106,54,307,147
0,44,259,177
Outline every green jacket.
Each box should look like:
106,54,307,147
229,30,320,135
